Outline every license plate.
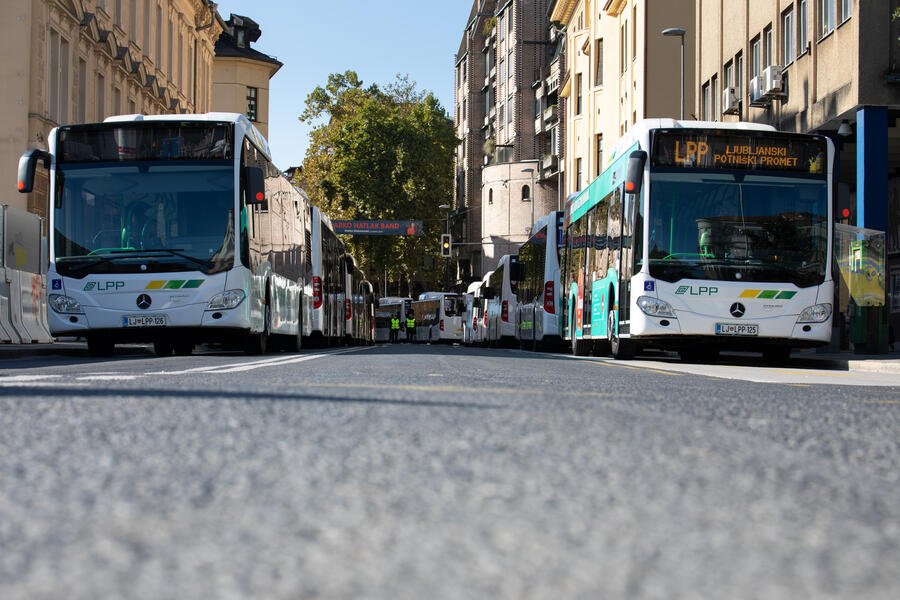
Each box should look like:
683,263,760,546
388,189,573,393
123,315,167,327
716,322,758,336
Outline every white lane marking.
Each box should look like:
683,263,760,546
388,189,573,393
0,375,63,383
76,375,143,381
146,346,375,376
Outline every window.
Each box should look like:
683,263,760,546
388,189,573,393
736,51,743,97
156,4,162,64
751,36,762,77
462,99,466,122
508,50,513,84
498,103,505,129
701,82,710,121
725,61,734,91
595,39,604,86
76,58,86,122
576,73,583,115
143,0,150,50
623,21,629,67
576,158,583,191
840,0,852,23
112,87,121,115
48,30,70,124
115,0,122,27
129,0,136,36
764,25,773,68
782,8,795,65
95,74,105,121
507,96,513,124
798,0,809,51
246,86,258,121
819,0,834,38
499,13,506,42
178,31,184,87
463,58,467,82
488,188,493,205
632,4,637,59
596,134,603,177
711,75,718,120
522,185,530,202
167,19,173,75
620,24,625,73
499,58,505,82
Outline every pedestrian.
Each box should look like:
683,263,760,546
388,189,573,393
390,314,400,343
406,312,416,343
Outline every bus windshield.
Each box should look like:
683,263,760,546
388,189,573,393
646,170,828,287
53,161,235,277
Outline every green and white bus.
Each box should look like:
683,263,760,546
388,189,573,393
18,113,310,356
562,119,834,363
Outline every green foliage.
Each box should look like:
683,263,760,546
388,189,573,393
299,71,459,294
484,17,497,37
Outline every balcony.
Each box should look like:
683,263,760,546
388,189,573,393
534,114,544,135
541,154,559,175
543,104,558,123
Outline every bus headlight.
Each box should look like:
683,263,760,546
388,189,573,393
797,303,832,323
636,296,676,317
207,289,246,310
49,294,84,314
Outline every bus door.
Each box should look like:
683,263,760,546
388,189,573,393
582,213,593,337
618,184,636,334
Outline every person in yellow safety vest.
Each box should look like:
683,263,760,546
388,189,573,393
406,313,416,343
390,315,400,343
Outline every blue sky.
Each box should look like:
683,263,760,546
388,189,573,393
213,1,471,169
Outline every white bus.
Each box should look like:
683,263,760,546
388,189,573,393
342,254,375,345
412,291,465,343
561,119,834,363
516,210,565,350
306,206,345,346
485,254,520,347
18,113,311,356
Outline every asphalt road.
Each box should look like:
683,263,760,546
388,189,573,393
2,343,899,599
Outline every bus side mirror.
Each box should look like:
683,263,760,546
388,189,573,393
17,149,51,194
244,166,267,208
624,150,647,196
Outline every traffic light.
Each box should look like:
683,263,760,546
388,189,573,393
440,234,452,257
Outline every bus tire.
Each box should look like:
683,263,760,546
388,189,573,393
173,341,193,356
609,310,634,360
87,335,115,357
571,313,590,356
245,299,269,355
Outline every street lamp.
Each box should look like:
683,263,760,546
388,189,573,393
662,27,686,120
521,167,535,232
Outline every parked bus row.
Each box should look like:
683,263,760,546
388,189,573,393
457,119,835,364
17,112,375,356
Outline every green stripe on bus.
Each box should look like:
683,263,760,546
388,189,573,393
164,280,186,289
775,291,797,299
757,290,779,299
182,280,204,288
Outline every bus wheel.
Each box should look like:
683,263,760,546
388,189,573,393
608,310,634,360
87,335,115,357
762,346,790,366
153,340,174,356
571,315,590,356
173,341,194,356
244,331,267,355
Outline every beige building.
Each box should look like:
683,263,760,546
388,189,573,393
550,0,696,198
1,0,223,217
212,14,281,141
694,0,900,347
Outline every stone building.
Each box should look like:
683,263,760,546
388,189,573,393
1,0,225,217
454,0,560,281
694,0,900,345
212,13,282,141
550,0,696,199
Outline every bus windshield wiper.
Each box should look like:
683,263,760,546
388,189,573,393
128,248,214,269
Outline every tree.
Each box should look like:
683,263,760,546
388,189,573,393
299,72,458,295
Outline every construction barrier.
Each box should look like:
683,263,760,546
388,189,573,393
1,205,52,344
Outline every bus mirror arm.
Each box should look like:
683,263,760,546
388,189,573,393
17,149,51,194
624,150,647,196
244,166,268,208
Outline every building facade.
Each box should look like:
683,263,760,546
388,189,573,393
694,0,900,344
550,0,696,200
1,0,224,217
454,0,560,280
212,14,281,141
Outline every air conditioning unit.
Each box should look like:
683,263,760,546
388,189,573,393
722,87,740,115
762,65,786,98
748,75,769,108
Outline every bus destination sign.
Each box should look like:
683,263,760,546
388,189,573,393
650,131,827,174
